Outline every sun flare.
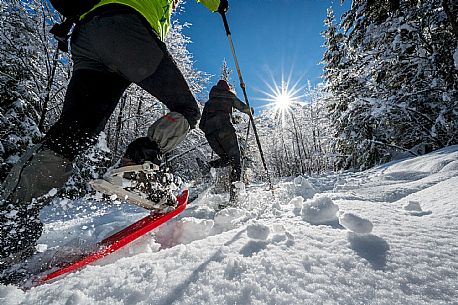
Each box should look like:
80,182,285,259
274,89,292,111
256,71,307,126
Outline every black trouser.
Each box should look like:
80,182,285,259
42,70,129,160
206,128,242,186
44,6,200,160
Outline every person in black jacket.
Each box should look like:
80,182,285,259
199,80,252,203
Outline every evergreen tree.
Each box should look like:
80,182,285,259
219,58,237,93
0,0,69,181
322,0,458,170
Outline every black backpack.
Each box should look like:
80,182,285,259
49,0,101,52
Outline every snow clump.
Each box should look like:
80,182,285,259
404,201,422,212
301,195,339,225
247,222,270,240
293,176,316,199
403,200,432,216
339,212,373,234
289,196,304,216
47,188,58,197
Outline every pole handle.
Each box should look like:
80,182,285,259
219,11,231,36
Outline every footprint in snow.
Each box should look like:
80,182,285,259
240,223,270,257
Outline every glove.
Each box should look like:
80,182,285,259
218,0,229,13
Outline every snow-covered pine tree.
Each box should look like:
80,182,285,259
0,0,70,182
322,0,458,170
220,58,237,93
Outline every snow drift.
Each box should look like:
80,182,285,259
1,145,458,305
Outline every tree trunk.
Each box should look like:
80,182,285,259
113,94,127,157
38,47,59,131
134,98,143,138
290,113,305,174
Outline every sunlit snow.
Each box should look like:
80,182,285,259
1,146,458,305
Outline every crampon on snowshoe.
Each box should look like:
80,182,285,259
90,162,180,213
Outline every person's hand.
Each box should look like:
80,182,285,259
245,107,254,115
172,0,181,10
218,0,229,13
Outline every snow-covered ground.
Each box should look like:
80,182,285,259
2,145,458,305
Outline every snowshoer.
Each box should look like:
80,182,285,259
199,79,252,204
0,0,228,275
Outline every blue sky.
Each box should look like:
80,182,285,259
176,0,350,108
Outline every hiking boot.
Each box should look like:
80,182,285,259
90,162,179,213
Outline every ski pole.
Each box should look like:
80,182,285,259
218,9,274,193
167,140,209,163
240,121,250,180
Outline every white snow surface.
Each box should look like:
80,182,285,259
2,145,458,305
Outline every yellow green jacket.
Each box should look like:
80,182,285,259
82,0,221,41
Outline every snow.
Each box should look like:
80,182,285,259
2,145,458,304
246,223,270,241
338,212,373,234
301,195,339,225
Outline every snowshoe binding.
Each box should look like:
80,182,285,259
90,162,179,213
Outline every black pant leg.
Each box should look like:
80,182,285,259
43,69,130,160
1,70,130,259
207,128,242,183
206,132,229,161
137,47,200,128
218,129,242,182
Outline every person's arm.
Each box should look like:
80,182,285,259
197,0,227,13
232,96,251,115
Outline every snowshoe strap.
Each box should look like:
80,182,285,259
105,162,159,178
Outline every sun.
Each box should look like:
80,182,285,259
256,72,307,126
274,86,293,111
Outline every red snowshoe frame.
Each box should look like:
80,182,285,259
31,190,188,288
